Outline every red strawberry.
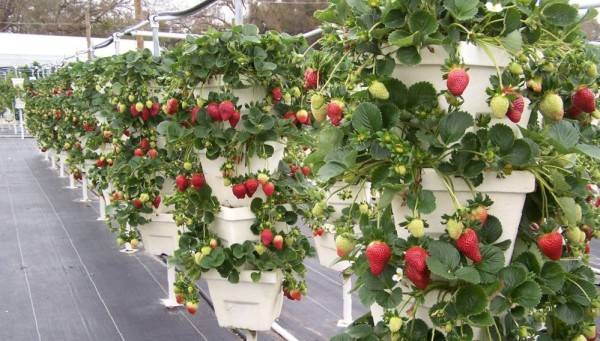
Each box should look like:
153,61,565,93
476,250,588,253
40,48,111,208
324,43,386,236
134,148,144,157
469,206,488,226
141,108,150,121
175,294,184,304
191,173,205,190
567,105,583,118
96,159,105,168
261,229,274,246
289,288,302,301
537,231,563,260
185,301,198,315
405,264,430,290
404,246,428,273
271,87,282,102
585,243,590,254
147,149,158,159
572,86,596,113
273,235,284,250
313,227,324,237
296,110,309,124
326,102,343,126
229,111,241,128
190,106,200,124
140,138,150,151
365,241,391,276
132,199,143,209
130,104,140,117
301,166,311,176
283,111,297,122
207,102,220,120
176,175,189,192
166,98,179,115
304,68,319,89
232,183,247,199
456,228,482,263
152,195,161,209
219,101,235,121
262,182,275,197
446,67,469,96
150,102,160,117
507,95,525,123
244,178,259,197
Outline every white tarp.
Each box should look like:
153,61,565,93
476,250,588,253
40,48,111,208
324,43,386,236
0,33,153,66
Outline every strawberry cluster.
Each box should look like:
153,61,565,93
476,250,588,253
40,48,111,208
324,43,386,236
231,176,275,199
175,173,206,193
206,100,241,127
404,246,430,289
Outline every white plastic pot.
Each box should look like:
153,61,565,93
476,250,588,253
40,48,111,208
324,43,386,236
209,206,258,246
313,229,351,272
391,168,535,263
199,141,285,207
138,213,182,256
392,42,530,130
203,269,283,331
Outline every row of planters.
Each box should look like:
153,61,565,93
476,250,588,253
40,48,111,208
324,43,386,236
25,0,600,339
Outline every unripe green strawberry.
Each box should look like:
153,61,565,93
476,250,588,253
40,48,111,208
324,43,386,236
128,94,135,102
311,201,325,217
575,204,582,223
593,110,600,119
583,325,596,339
540,93,564,121
572,335,586,341
135,102,144,112
368,0,380,7
291,86,301,98
183,162,192,171
490,95,510,119
446,219,464,240
359,203,370,215
508,62,523,75
527,78,542,93
585,62,598,78
254,243,266,255
388,316,402,332
335,235,355,257
311,93,325,108
194,251,203,265
139,193,150,203
566,227,584,244
394,164,406,175
201,246,212,256
407,219,425,238
368,81,390,100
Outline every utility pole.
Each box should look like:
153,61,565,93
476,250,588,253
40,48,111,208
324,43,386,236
134,0,143,49
85,0,92,60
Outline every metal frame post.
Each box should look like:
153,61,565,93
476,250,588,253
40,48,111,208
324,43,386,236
66,173,78,189
113,33,121,54
234,0,244,25
59,156,67,178
79,174,90,202
150,16,161,57
337,275,353,327
161,260,182,308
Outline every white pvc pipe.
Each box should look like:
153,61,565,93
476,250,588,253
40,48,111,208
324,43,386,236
50,154,57,169
18,109,24,139
43,151,49,162
272,322,299,341
67,173,77,189
234,0,244,25
97,197,107,221
338,276,353,327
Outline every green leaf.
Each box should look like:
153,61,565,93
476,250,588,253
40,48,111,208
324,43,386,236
408,10,438,35
385,79,408,109
575,143,600,160
500,30,523,53
557,197,578,226
548,120,579,151
352,103,383,133
396,47,422,65
346,324,373,338
469,311,494,327
455,267,481,284
540,261,565,293
428,240,461,269
383,9,406,28
507,139,532,166
439,111,473,144
317,162,346,181
407,189,436,214
241,24,259,36
499,265,527,291
476,245,505,282
455,284,487,316
407,82,438,109
480,215,502,243
564,277,596,306
489,296,510,315
502,8,521,35
346,0,370,14
444,0,479,21
511,280,542,308
389,31,418,48
556,302,583,325
489,124,514,152
542,3,578,27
